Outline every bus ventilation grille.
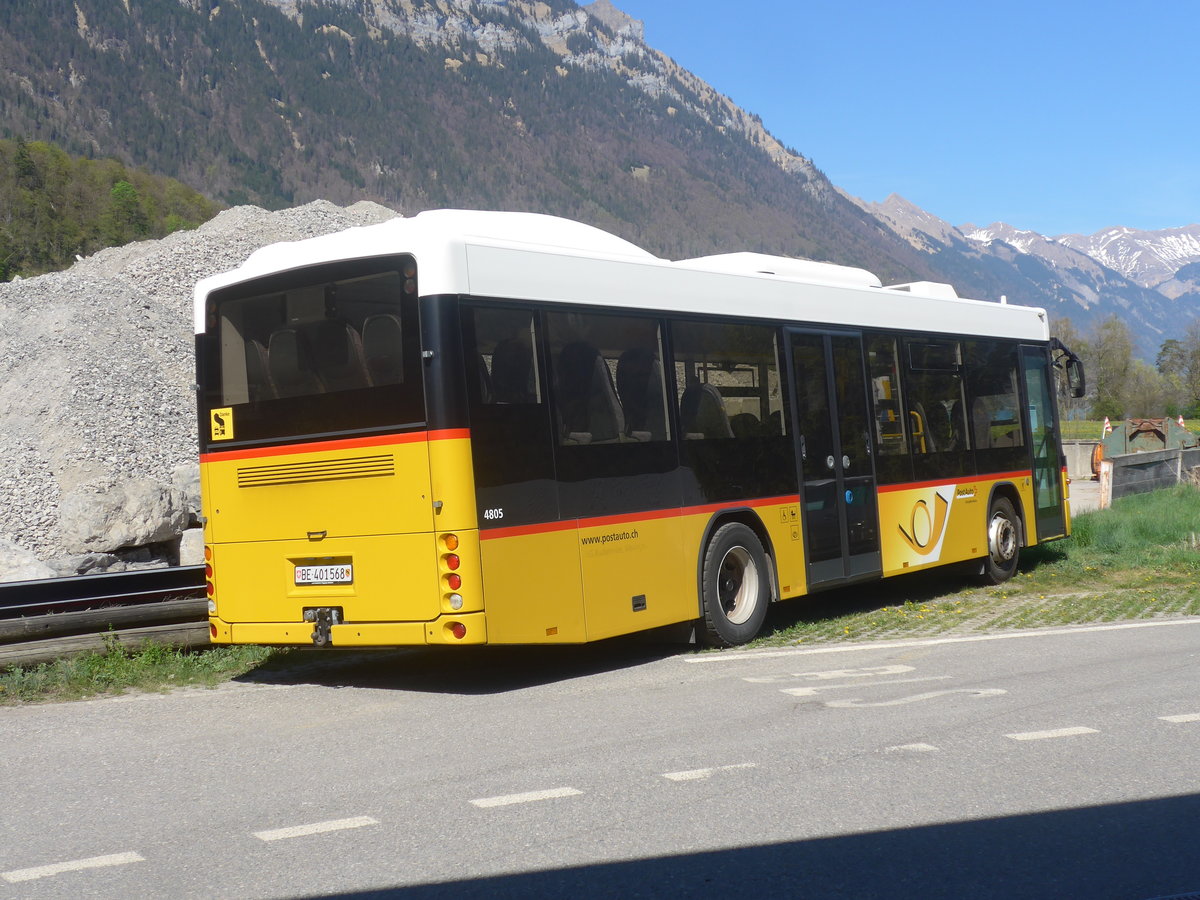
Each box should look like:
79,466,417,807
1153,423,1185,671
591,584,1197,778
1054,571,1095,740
237,454,396,487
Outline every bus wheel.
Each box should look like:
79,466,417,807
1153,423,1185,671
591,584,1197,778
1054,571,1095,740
983,497,1020,584
701,523,769,647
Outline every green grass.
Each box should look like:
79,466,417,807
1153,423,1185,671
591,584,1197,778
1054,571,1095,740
753,484,1200,647
0,639,275,706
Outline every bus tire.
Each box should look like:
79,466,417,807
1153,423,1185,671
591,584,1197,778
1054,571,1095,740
982,496,1020,584
701,523,769,647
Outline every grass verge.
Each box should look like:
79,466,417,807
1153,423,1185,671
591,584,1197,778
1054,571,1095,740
753,484,1200,646
0,640,275,706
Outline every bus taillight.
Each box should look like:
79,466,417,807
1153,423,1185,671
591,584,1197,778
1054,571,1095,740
204,546,216,609
446,573,462,590
445,553,460,571
442,533,459,551
449,622,467,640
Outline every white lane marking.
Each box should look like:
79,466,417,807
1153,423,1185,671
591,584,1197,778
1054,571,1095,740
1005,726,1099,741
885,743,939,753
826,688,1007,708
781,675,951,697
1159,713,1200,723
685,618,1200,663
2,851,144,883
744,664,916,684
662,763,756,782
470,787,583,808
253,816,378,842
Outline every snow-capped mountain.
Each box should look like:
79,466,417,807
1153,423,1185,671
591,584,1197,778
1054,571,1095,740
852,194,1200,360
1055,225,1200,290
965,222,1200,293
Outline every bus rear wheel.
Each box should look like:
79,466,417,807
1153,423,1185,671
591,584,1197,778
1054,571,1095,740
701,523,769,647
982,496,1021,584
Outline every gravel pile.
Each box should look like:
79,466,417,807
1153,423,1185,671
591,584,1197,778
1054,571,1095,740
0,200,397,561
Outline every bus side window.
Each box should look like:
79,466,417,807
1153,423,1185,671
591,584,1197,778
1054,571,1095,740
867,336,907,455
904,339,972,478
965,341,1026,474
546,311,669,445
670,321,781,441
468,307,541,406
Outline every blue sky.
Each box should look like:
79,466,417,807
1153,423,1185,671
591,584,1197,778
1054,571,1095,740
612,0,1198,236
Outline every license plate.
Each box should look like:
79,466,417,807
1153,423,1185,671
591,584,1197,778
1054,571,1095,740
294,563,353,586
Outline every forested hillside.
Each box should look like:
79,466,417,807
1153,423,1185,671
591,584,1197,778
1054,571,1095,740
0,0,939,282
0,138,220,280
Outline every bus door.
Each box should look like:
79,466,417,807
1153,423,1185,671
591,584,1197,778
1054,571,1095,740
1020,345,1067,541
787,330,882,587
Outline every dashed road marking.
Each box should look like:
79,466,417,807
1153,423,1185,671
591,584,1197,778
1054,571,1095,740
744,665,916,684
825,688,1007,708
470,787,583,808
662,763,756,781
253,816,378,842
2,851,144,883
1005,726,1099,741
781,675,952,697
1159,713,1200,723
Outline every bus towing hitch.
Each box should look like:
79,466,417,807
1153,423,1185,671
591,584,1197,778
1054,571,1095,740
304,607,343,646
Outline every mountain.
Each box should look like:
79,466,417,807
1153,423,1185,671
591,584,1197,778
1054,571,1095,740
0,0,1195,359
2,0,939,280
854,195,1199,358
1054,225,1200,292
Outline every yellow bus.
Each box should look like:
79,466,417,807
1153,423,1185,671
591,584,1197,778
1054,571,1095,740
195,210,1084,648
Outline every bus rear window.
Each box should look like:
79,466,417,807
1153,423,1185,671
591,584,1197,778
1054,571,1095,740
203,257,424,446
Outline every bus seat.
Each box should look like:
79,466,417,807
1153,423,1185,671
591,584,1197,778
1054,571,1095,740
268,327,324,398
972,398,992,449
556,341,624,443
680,382,733,439
730,413,761,438
490,337,535,403
362,314,405,386
616,347,668,441
245,339,275,401
308,319,370,392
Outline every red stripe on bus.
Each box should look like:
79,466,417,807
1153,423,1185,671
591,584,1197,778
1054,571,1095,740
199,428,469,463
876,471,1032,494
479,494,801,541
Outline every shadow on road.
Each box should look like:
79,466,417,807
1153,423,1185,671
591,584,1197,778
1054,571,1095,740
236,545,1073,695
301,792,1200,899
236,635,686,695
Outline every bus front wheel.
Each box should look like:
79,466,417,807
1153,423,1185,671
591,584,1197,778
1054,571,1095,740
983,496,1021,584
701,523,769,647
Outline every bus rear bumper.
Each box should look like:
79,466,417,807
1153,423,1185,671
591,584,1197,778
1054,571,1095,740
219,612,487,647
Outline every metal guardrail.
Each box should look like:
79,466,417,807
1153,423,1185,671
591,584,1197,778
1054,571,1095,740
0,567,208,669
0,566,205,619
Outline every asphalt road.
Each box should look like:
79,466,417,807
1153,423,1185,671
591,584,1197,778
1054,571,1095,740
2,619,1200,899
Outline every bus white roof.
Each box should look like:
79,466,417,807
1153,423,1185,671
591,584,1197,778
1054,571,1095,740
194,209,1048,342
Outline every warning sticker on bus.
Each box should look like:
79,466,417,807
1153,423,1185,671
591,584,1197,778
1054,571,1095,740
294,564,353,586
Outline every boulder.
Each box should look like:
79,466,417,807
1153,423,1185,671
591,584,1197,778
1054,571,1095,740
58,479,189,553
0,538,55,583
179,528,206,566
172,463,202,526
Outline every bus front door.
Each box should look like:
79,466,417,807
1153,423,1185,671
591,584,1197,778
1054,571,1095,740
1020,345,1067,541
788,330,882,588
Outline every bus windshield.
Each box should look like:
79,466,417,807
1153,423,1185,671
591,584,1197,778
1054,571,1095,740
201,255,424,448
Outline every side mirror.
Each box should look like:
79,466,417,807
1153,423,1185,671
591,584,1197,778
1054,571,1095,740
1066,358,1086,399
